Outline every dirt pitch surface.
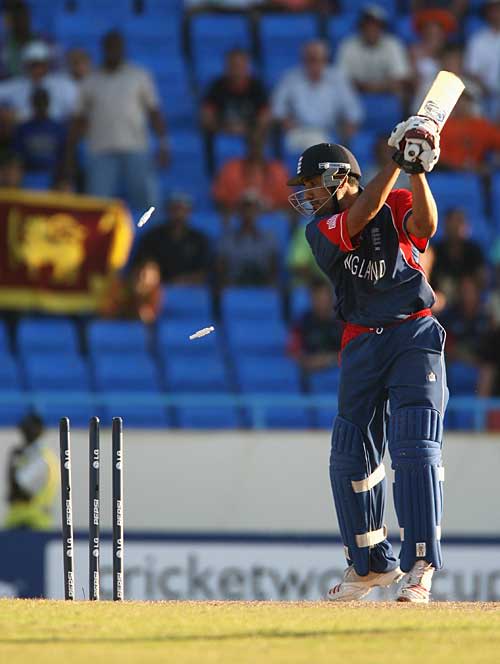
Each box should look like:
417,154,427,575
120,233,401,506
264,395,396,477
1,599,499,664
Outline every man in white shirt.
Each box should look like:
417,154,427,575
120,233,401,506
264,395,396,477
0,41,78,121
271,40,363,154
337,5,410,95
66,30,169,210
464,0,500,120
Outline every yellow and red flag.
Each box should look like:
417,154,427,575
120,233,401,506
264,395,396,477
0,188,133,313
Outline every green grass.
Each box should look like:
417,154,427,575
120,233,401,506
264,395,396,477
1,600,500,664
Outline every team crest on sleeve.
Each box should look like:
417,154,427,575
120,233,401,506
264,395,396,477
327,216,337,230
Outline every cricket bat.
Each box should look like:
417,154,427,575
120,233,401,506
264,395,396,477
417,70,465,131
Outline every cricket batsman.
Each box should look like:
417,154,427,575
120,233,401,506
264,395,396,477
287,117,448,603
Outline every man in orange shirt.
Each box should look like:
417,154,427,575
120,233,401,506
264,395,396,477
439,90,500,172
212,130,290,221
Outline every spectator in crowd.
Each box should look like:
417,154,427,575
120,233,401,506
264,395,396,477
464,0,500,119
363,135,409,189
438,275,490,365
0,102,16,160
0,41,78,121
4,413,58,530
14,88,66,181
271,40,362,154
185,0,263,10
337,5,410,96
65,30,169,210
438,89,500,173
200,48,269,171
288,279,343,372
132,193,211,285
212,130,290,221
431,208,486,305
477,253,500,397
0,1,39,79
100,260,163,324
419,244,447,314
410,1,468,20
217,191,278,286
410,8,457,111
65,47,92,85
287,219,326,285
0,150,23,187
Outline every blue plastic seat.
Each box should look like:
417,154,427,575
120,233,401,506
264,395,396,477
35,395,95,428
235,356,301,393
226,319,287,356
92,353,161,391
308,366,341,394
289,287,311,321
23,172,52,191
161,286,212,320
0,353,23,389
18,318,79,355
0,320,11,352
214,134,247,171
361,93,403,134
189,210,223,241
428,172,484,219
447,361,478,395
100,403,171,428
257,213,291,252
349,130,377,172
175,405,241,429
0,390,29,426
315,406,337,429
263,406,313,429
157,320,219,357
260,13,318,65
327,14,359,54
190,14,252,87
87,320,149,355
23,352,90,391
164,356,230,392
221,287,283,321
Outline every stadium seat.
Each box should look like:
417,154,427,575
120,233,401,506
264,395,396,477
190,13,252,87
447,361,479,395
35,396,95,428
428,172,485,219
257,213,291,253
0,389,29,426
100,403,171,428
226,319,287,356
0,353,24,389
161,286,213,320
361,93,403,134
92,352,161,391
327,14,359,54
189,210,223,241
164,356,230,392
175,405,241,429
0,320,11,353
261,406,313,429
235,356,301,393
213,134,247,171
23,172,52,191
157,319,219,357
17,318,79,355
349,130,377,172
221,287,283,321
308,366,341,394
289,287,311,321
23,352,90,391
87,320,149,355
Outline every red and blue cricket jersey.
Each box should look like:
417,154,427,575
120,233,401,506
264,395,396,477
306,189,435,327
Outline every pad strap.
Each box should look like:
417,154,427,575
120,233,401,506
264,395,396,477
355,525,387,548
351,463,385,493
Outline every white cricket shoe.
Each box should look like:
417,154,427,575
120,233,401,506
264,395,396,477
396,560,434,603
326,565,403,602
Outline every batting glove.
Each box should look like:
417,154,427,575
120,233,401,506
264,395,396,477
389,115,440,174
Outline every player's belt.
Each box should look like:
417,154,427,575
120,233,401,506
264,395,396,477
341,308,432,352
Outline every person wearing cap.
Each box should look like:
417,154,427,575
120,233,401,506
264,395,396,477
337,5,410,95
464,0,500,120
271,39,363,154
131,193,211,286
216,190,279,287
287,114,446,603
0,40,78,121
